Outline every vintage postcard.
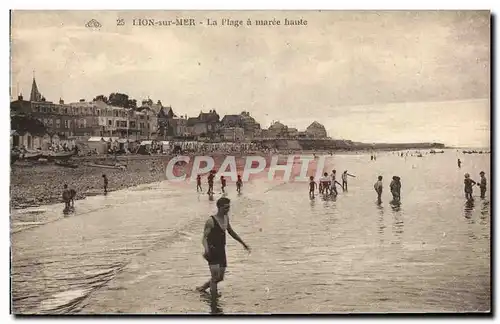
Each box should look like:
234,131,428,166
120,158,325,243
9,10,490,315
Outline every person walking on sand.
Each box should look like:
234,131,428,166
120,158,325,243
236,175,243,194
341,170,356,191
62,184,71,211
102,174,108,194
374,176,383,202
464,173,476,201
389,176,402,202
309,176,317,199
197,174,203,192
197,197,251,299
457,159,462,168
478,171,487,199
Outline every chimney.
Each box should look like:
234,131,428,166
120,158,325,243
59,98,64,104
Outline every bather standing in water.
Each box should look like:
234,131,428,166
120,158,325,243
374,176,383,203
330,170,341,196
197,174,203,192
197,197,250,299
464,173,476,200
341,170,356,191
236,175,243,194
309,176,317,199
457,159,462,168
478,171,487,199
390,176,401,202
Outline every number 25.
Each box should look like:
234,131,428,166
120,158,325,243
117,19,125,26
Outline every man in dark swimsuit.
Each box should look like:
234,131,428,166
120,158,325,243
197,197,251,299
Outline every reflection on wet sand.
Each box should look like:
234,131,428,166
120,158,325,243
199,292,223,315
464,199,475,222
391,201,404,246
376,201,385,245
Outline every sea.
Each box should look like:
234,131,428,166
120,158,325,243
10,149,491,314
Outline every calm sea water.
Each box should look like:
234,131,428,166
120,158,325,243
11,150,491,314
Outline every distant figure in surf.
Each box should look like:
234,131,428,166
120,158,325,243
102,174,108,194
220,176,227,194
341,170,356,191
457,159,462,168
309,176,317,199
390,176,402,202
330,170,341,196
463,173,476,201
207,171,215,195
69,188,76,208
197,197,251,300
478,171,487,199
197,174,203,192
319,172,330,195
236,175,243,194
62,184,71,211
374,176,383,202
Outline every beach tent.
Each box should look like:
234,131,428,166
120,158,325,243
87,137,107,154
117,138,131,152
160,141,170,152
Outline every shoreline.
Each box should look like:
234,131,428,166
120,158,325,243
9,147,483,210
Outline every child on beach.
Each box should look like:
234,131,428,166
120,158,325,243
341,170,356,191
309,176,317,199
220,176,227,194
197,174,203,192
207,171,215,195
374,176,383,202
330,170,342,196
319,172,330,195
478,171,487,199
464,173,476,200
236,175,243,194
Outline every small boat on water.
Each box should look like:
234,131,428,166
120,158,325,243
430,149,445,154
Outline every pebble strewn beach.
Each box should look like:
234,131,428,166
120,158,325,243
10,157,168,209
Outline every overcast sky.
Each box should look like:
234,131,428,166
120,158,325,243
10,10,490,145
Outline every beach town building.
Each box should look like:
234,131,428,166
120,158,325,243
220,111,261,140
10,77,161,140
219,127,245,142
157,105,177,138
170,115,189,137
305,121,328,138
186,110,220,138
267,121,289,138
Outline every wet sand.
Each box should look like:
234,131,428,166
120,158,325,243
10,150,490,314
